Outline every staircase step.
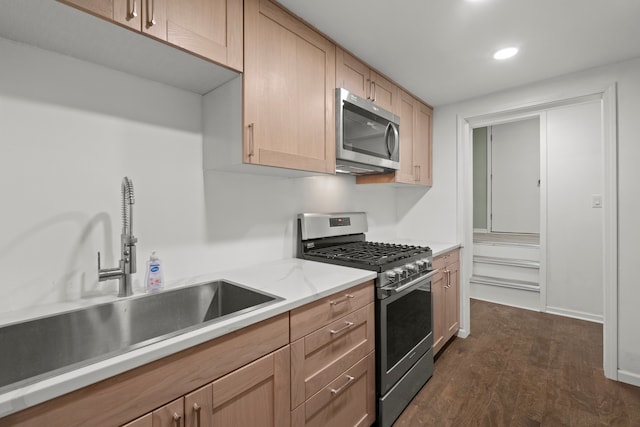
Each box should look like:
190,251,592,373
473,256,540,269
470,275,540,292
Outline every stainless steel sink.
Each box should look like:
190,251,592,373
0,280,282,393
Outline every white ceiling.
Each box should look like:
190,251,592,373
277,0,640,106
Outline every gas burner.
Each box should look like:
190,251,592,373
307,241,430,267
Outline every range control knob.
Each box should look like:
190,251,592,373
385,270,397,280
405,263,418,272
415,260,426,269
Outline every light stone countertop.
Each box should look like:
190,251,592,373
0,258,376,418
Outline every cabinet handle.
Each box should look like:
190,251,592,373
329,294,354,306
146,0,156,27
193,403,201,427
129,0,138,18
330,375,355,396
371,81,377,102
415,165,420,181
172,412,182,427
330,321,354,335
247,123,255,159
366,79,371,100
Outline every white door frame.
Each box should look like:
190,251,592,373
457,84,618,380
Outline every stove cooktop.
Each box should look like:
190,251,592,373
303,241,431,271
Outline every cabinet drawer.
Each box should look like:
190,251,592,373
434,248,459,270
291,303,374,408
291,352,375,427
290,281,374,341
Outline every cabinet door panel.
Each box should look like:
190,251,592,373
166,0,242,70
395,90,416,183
141,0,167,40
244,0,335,174
431,270,445,355
445,263,460,338
122,413,152,427
415,102,433,186
185,384,213,427
336,47,369,99
212,346,290,427
369,71,397,113
61,0,114,19
152,397,184,427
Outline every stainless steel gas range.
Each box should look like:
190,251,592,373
296,212,436,427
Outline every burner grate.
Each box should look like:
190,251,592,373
307,241,430,266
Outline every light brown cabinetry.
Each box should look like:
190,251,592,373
356,91,433,186
289,281,376,427
59,0,243,71
432,249,460,355
124,345,289,427
336,47,399,113
243,0,336,174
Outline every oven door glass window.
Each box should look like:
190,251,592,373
386,282,432,370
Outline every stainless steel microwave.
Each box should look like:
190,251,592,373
335,88,400,174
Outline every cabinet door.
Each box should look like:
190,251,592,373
185,384,213,427
140,0,168,40
394,90,417,184
369,71,398,114
165,0,243,70
244,0,336,174
152,397,184,427
431,270,445,355
60,0,114,20
122,413,152,427
414,101,433,186
445,261,460,340
336,47,370,100
212,345,290,427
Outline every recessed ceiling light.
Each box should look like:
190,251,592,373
493,47,518,60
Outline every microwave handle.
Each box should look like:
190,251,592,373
385,123,399,158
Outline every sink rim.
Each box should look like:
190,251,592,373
0,279,284,395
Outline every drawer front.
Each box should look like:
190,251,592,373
434,248,459,270
294,352,375,427
291,303,374,408
290,281,374,341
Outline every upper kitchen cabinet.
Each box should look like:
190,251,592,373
59,0,243,71
242,0,336,174
336,46,399,114
357,91,433,186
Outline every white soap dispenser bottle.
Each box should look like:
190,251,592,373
145,251,164,293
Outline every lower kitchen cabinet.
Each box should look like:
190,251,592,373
432,249,460,355
123,346,289,427
289,281,376,427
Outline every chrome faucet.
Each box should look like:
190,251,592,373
98,177,138,297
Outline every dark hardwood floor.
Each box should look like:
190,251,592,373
394,299,640,426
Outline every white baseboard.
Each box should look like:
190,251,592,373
456,327,469,339
618,370,640,388
545,306,603,324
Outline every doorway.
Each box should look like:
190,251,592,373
458,86,618,379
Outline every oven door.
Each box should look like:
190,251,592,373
377,275,433,395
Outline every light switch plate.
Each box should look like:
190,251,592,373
592,194,603,208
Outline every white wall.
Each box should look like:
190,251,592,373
0,38,398,316
546,101,603,320
490,118,540,234
397,56,640,383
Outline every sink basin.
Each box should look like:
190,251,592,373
0,280,282,393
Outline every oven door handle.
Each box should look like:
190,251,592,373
380,269,439,294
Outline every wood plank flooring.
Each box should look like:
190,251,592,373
394,299,640,427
